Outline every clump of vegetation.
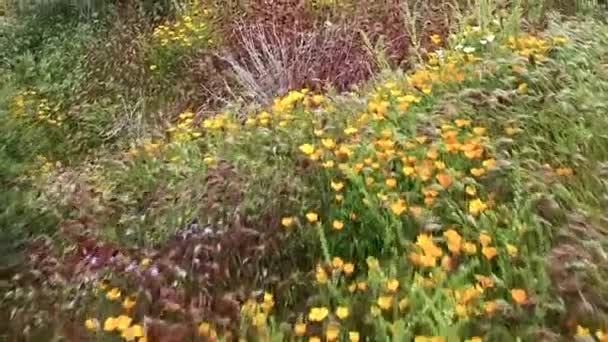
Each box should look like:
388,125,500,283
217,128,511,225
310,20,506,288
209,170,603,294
2,0,608,341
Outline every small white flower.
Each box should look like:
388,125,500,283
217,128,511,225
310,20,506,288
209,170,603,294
455,44,464,50
480,39,488,45
486,34,496,42
463,46,476,53
472,26,481,32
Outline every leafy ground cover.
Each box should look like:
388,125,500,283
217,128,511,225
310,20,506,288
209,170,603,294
2,1,608,341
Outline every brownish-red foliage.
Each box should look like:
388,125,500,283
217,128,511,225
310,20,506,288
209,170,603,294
205,0,452,96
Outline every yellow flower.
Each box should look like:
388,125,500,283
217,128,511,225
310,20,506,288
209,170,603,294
149,64,158,71
390,200,407,215
444,229,462,254
106,288,121,301
343,263,355,275
121,324,144,341
366,256,380,270
198,322,211,336
332,220,344,230
377,296,393,310
116,315,133,331
473,126,487,135
465,185,476,196
576,325,591,337
84,318,99,331
312,94,324,105
430,34,442,44
469,199,487,215
332,257,344,269
517,83,528,94
310,337,321,342
357,281,368,291
462,242,477,255
104,317,118,331
505,127,518,136
426,148,439,160
470,167,486,177
122,297,136,310
552,35,568,45
331,181,344,191
323,160,336,169
315,265,328,284
281,217,294,228
455,118,471,127
252,312,267,328
349,331,360,342
138,337,147,342
403,166,415,176
306,212,319,223
335,194,344,202
299,144,315,155
398,298,409,311
294,322,307,336
506,243,518,257
321,138,336,149
344,127,358,135
385,178,397,189
511,288,528,304
386,278,400,292
336,306,350,319
483,158,497,170
466,337,483,342
262,292,275,312
308,307,329,322
98,280,109,290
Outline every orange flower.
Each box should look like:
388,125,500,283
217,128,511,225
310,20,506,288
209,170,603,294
478,232,492,247
475,274,494,288
511,288,527,304
343,263,355,275
436,172,452,189
556,167,573,176
294,322,307,336
482,246,497,260
484,300,497,314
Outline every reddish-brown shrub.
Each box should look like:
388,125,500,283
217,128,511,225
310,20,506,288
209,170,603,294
204,0,453,99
